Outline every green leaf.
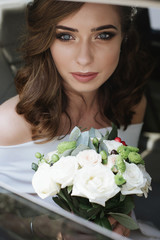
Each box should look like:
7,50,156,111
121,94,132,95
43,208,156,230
87,207,102,220
108,123,118,140
104,194,134,215
95,129,103,138
72,197,79,209
109,212,139,230
58,190,68,202
67,185,73,194
104,193,120,210
52,197,71,211
92,203,100,208
120,194,126,202
119,196,135,215
79,203,91,210
71,144,89,156
77,196,91,206
100,211,105,219
89,128,96,138
88,138,97,151
94,217,112,230
57,141,76,154
77,131,89,147
99,141,109,156
69,126,81,141
58,189,77,213
59,148,73,157
32,163,38,172
103,130,110,140
77,209,90,219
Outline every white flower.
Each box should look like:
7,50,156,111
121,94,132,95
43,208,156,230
71,165,120,206
32,163,60,199
76,149,102,167
103,140,122,153
51,156,78,188
139,164,152,197
121,161,147,195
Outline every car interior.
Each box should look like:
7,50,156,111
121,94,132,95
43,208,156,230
0,0,160,239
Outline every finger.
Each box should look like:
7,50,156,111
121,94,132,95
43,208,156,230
113,224,124,236
108,216,117,226
124,228,130,237
115,226,130,238
113,222,130,237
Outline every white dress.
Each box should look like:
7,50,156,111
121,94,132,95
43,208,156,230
0,123,160,239
0,123,143,194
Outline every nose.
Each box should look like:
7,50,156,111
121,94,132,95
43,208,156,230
76,40,93,66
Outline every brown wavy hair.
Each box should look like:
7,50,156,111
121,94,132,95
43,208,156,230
15,0,151,142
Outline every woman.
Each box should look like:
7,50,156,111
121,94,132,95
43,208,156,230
0,0,151,238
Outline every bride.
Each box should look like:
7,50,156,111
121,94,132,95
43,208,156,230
0,0,159,239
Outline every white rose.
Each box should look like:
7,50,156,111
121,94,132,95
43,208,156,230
71,165,120,206
32,163,60,199
51,156,78,188
139,165,152,197
103,140,122,153
76,149,102,167
121,161,147,195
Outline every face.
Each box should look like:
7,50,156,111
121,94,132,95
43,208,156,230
50,3,123,94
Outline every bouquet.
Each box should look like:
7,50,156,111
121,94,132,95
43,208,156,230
32,125,151,231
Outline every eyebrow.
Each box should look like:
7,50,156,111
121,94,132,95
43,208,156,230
56,24,118,32
56,25,78,32
91,25,118,32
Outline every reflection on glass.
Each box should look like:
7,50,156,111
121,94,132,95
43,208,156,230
0,186,128,240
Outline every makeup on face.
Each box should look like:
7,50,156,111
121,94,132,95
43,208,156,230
50,3,123,94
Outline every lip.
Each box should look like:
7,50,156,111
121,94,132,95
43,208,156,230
71,72,98,82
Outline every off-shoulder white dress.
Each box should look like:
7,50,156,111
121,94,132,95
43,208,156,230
0,123,143,194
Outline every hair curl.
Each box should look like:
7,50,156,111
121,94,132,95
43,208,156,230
15,0,151,142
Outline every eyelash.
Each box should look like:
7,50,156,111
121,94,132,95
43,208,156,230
96,32,116,40
55,32,116,42
56,32,74,41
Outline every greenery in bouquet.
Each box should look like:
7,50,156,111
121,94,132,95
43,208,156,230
32,124,152,231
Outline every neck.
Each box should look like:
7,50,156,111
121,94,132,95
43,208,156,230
60,89,110,134
67,90,98,114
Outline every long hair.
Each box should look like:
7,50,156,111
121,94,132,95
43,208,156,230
15,0,151,142
99,6,151,129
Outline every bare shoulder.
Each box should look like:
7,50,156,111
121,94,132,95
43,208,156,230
131,94,147,124
0,95,32,146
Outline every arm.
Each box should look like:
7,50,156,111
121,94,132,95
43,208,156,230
0,95,32,146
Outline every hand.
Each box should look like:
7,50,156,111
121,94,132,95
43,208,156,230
108,216,130,237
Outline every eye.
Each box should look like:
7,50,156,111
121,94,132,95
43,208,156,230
96,32,115,40
56,32,74,41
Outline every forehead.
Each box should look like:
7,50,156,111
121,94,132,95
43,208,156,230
57,3,121,29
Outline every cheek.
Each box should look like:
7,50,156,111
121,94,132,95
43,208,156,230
50,44,71,71
50,45,62,67
102,45,121,70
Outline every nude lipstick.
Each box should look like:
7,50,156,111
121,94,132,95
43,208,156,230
71,72,98,83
